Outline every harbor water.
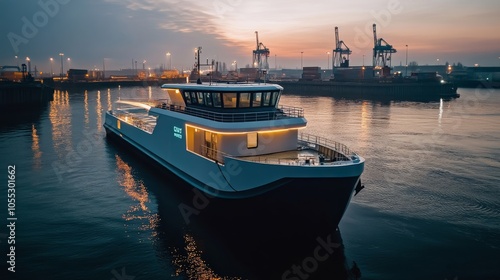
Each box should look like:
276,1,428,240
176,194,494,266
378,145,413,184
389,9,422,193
1,86,499,279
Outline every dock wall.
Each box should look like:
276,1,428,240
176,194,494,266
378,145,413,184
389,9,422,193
0,83,53,106
277,81,458,101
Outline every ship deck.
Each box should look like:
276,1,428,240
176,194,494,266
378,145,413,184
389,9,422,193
216,133,358,166
237,147,340,166
235,141,355,166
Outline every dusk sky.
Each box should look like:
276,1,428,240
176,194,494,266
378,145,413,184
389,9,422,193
2,0,499,72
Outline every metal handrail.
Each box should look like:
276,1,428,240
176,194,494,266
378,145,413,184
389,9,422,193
298,132,356,158
201,145,231,163
152,99,303,122
114,112,156,134
198,133,356,166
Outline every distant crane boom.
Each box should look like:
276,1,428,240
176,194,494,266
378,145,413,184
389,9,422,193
335,27,340,49
252,31,270,70
255,31,259,50
333,26,352,68
372,23,397,70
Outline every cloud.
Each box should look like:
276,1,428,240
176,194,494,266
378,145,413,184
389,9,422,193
105,0,221,35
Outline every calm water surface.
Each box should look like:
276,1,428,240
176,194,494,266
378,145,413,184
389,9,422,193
1,86,499,280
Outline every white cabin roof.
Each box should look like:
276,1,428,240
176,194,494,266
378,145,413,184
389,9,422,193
161,83,283,92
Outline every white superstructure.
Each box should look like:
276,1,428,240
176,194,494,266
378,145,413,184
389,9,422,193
104,83,364,204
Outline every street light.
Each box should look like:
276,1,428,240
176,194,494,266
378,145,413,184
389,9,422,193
26,57,31,75
59,53,64,77
102,58,106,80
362,54,366,79
166,52,171,70
15,56,18,68
50,58,54,76
300,51,303,69
327,51,330,70
67,57,71,70
405,44,408,77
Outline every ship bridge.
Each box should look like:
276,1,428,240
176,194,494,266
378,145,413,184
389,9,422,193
157,83,302,123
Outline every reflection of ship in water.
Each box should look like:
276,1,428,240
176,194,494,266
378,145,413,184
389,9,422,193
109,142,362,280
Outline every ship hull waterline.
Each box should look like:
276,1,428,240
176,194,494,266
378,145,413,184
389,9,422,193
104,123,361,228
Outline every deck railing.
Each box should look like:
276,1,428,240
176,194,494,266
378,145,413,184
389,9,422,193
199,133,357,166
200,145,230,163
298,133,356,159
153,99,303,122
114,112,156,134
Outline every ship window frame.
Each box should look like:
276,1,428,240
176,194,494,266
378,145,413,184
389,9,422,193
196,92,205,106
223,92,237,108
271,91,280,107
212,92,222,107
262,91,271,106
190,91,198,104
239,92,251,108
252,92,262,107
247,132,258,149
183,91,191,104
204,92,213,107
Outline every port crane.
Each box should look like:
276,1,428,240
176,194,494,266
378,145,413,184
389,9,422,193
333,26,352,68
252,31,270,70
372,23,397,68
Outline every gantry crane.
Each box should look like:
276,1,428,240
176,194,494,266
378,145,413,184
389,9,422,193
333,26,352,68
372,23,397,68
252,31,270,69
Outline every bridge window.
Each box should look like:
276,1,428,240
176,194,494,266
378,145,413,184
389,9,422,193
196,92,204,105
239,92,251,108
252,92,262,107
223,92,237,108
213,92,222,107
183,91,191,104
181,90,281,109
190,92,197,104
204,92,213,107
271,91,280,106
263,91,271,106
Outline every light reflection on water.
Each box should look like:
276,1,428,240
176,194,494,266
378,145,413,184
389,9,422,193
115,154,159,237
31,123,42,169
96,90,103,131
49,90,73,160
107,88,113,112
84,90,89,126
170,233,243,280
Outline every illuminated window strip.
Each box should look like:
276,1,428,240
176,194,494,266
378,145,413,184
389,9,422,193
185,124,305,135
